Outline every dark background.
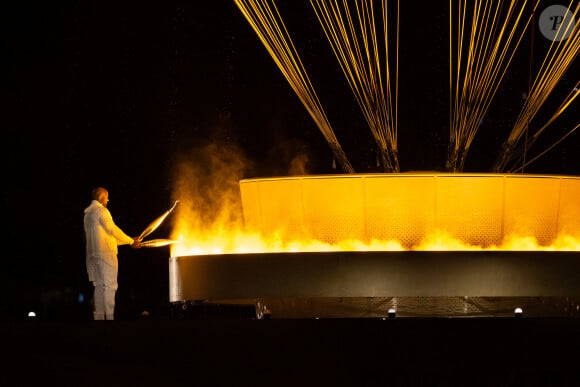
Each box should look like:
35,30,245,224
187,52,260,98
2,1,578,320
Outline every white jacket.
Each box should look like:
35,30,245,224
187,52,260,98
84,200,134,266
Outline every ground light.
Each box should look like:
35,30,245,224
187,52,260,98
388,308,396,319
514,307,523,318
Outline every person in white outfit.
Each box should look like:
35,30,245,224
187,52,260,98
84,187,140,320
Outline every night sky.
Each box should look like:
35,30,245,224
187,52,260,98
3,1,578,320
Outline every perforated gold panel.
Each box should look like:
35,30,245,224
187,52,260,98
301,176,365,243
239,174,580,248
558,178,580,238
436,175,504,246
364,175,435,246
504,176,561,245
242,178,305,239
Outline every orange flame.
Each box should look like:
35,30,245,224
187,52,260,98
170,226,580,257
169,148,579,256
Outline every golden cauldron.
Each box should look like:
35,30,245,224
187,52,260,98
169,173,580,317
239,173,580,249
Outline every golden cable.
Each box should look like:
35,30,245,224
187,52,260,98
499,1,579,171
235,0,355,173
508,79,580,171
509,122,580,173
508,0,579,141
450,0,536,171
311,0,399,171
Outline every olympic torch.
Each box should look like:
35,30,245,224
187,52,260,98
138,200,179,248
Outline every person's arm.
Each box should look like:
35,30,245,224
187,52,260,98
99,208,135,246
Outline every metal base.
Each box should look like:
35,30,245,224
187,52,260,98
169,251,580,318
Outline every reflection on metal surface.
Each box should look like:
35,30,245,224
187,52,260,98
230,296,580,318
168,251,580,318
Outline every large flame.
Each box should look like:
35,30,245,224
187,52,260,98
170,227,580,257
169,148,579,256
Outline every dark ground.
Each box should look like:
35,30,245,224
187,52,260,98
3,317,580,386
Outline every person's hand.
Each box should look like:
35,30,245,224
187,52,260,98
131,237,142,249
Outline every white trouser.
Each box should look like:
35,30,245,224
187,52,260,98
86,255,98,284
93,258,118,320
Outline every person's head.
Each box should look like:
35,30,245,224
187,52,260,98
92,187,109,207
